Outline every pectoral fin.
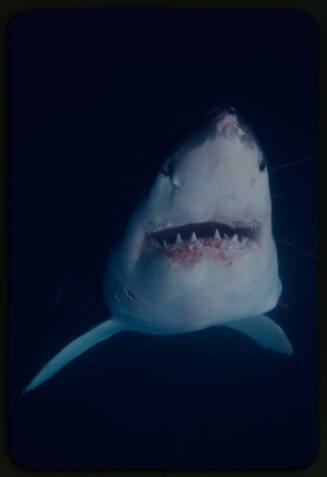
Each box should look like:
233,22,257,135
24,318,126,393
224,314,293,355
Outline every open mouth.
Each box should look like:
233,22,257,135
147,221,258,263
151,221,257,245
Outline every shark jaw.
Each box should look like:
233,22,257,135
145,220,259,266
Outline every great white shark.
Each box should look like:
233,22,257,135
24,106,293,393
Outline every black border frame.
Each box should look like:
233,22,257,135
2,1,325,476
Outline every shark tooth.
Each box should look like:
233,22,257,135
191,232,197,242
214,229,221,239
232,234,238,243
162,239,168,247
176,233,183,244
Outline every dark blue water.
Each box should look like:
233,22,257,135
9,9,318,469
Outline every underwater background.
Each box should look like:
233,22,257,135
9,9,318,469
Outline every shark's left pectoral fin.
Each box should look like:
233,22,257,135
224,314,293,355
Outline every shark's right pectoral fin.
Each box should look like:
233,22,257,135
23,318,126,394
224,314,293,355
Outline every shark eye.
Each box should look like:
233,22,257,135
160,161,174,178
160,167,169,176
259,156,267,172
160,160,181,188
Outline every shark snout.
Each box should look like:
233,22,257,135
216,113,246,141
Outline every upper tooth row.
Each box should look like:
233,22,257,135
162,230,247,246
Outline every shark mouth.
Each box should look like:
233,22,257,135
147,221,258,264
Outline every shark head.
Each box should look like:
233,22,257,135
105,107,282,334
23,106,290,394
